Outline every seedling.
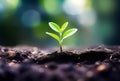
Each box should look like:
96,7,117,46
46,22,78,53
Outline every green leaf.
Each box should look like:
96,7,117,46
63,28,78,40
46,32,59,41
49,22,60,33
61,22,68,32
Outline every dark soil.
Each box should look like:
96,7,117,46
0,45,120,81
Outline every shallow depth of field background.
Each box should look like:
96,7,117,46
0,0,119,48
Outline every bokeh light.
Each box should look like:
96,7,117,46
21,9,41,27
0,0,20,11
6,0,20,10
93,0,115,15
78,10,96,27
63,0,87,15
0,3,4,12
40,0,62,15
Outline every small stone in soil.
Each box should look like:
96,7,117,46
8,50,16,57
8,62,16,66
86,71,94,78
96,64,107,71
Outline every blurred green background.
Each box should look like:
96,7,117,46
0,0,120,48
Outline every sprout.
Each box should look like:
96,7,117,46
46,22,78,52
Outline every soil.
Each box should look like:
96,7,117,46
0,45,120,81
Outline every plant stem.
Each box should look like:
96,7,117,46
60,45,62,53
59,32,63,53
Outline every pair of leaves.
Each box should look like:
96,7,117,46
46,28,77,41
48,22,68,33
46,22,78,44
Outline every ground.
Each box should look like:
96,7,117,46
0,45,120,81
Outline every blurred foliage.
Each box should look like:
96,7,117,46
0,0,119,47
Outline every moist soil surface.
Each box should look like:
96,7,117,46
0,45,120,81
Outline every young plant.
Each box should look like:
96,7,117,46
46,22,78,53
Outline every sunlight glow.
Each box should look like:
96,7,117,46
63,0,87,15
6,0,20,10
